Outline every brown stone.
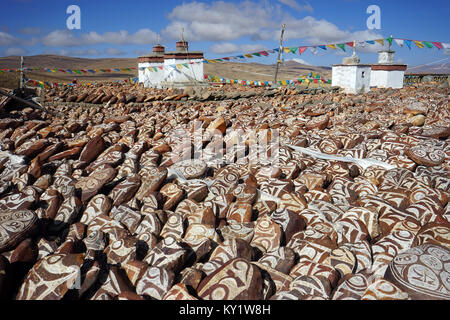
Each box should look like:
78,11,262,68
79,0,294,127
91,266,134,300
227,202,253,224
421,126,450,139
48,147,82,162
36,142,64,162
144,236,187,273
413,222,450,249
406,144,445,167
0,210,38,253
197,258,263,300
86,150,124,173
361,278,409,300
79,135,105,163
305,115,329,131
160,183,184,211
16,253,84,300
15,139,48,158
10,238,38,264
271,208,306,243
332,273,370,300
47,195,81,232
80,194,112,225
0,192,36,212
75,166,117,202
0,255,11,299
136,266,175,300
116,291,145,300
136,167,168,201
327,248,356,277
206,116,227,135
289,275,332,299
250,215,282,253
171,159,207,179
384,244,449,300
110,205,142,234
289,261,339,289
110,175,141,207
122,260,148,286
163,283,197,300
258,247,296,274
104,236,138,265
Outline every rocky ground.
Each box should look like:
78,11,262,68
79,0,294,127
0,82,449,300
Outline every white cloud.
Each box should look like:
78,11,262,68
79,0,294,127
18,27,42,35
278,0,313,13
42,49,99,57
134,49,152,56
162,0,384,57
58,49,70,56
210,42,268,54
0,31,18,46
72,49,101,56
162,1,280,42
240,43,268,53
131,29,158,44
291,58,310,65
40,28,158,47
41,30,81,47
210,42,239,54
82,29,157,45
43,49,70,56
105,48,126,56
3,47,28,56
282,17,385,53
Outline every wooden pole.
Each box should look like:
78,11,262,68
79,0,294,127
20,56,24,90
273,24,286,87
0,88,60,116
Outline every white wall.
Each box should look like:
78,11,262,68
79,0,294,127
332,65,371,94
163,58,204,84
370,70,405,89
378,51,395,64
138,62,165,89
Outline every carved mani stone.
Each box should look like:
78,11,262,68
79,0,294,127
0,210,37,253
16,253,84,300
384,244,450,300
75,166,117,202
136,266,175,300
197,258,263,300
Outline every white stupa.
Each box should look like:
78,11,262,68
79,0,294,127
332,44,372,94
370,49,407,89
138,31,205,89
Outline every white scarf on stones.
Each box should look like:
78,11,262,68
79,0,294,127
167,145,397,205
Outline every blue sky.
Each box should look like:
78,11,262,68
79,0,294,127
1,0,449,67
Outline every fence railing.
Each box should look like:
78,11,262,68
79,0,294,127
404,74,449,84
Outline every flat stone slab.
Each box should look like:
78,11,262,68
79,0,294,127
384,243,450,300
0,210,37,253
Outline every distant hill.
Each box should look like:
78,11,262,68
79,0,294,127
406,61,450,74
0,55,138,88
204,60,331,82
0,55,332,89
0,55,137,70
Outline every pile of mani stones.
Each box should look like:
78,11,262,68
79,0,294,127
0,82,449,300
